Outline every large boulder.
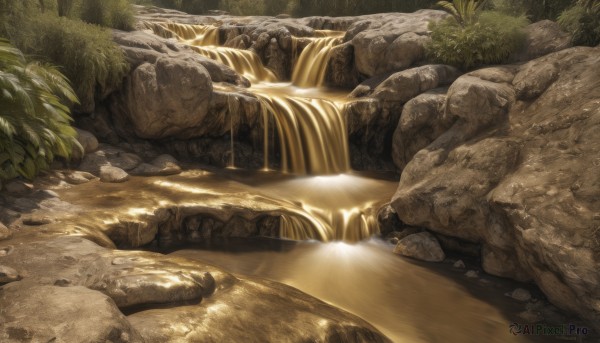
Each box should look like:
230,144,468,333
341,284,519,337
113,56,212,139
392,88,455,170
513,20,572,62
348,10,447,78
391,47,600,329
369,64,461,103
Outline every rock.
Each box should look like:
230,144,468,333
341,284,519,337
99,166,130,183
78,150,109,175
510,288,532,302
65,171,97,185
393,232,445,262
113,30,248,87
108,152,143,171
130,154,182,176
518,310,543,323
91,262,215,308
326,42,361,87
128,277,391,343
391,47,600,329
21,214,53,226
445,73,516,131
0,284,143,342
370,65,461,103
0,236,390,342
0,223,11,241
78,148,142,176
76,128,99,154
392,89,453,170
377,204,402,236
0,265,20,284
4,181,33,195
465,270,479,278
453,260,466,269
112,56,212,139
345,98,398,171
0,245,14,257
514,20,572,62
350,11,448,78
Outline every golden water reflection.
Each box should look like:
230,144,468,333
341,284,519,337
174,240,559,343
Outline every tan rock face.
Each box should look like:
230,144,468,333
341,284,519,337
119,56,212,139
392,46,600,330
348,11,448,78
0,284,144,343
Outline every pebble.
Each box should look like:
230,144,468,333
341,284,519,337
510,288,532,302
0,265,20,283
453,260,466,269
465,270,479,278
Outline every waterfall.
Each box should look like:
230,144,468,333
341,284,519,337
145,22,277,83
255,94,350,175
145,22,369,242
291,35,342,88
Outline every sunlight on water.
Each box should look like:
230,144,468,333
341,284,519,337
174,240,540,343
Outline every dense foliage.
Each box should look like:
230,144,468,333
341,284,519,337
489,0,573,21
558,0,600,46
0,39,81,180
1,4,130,112
427,11,528,70
79,0,135,30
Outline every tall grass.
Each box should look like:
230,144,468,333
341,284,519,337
4,13,130,112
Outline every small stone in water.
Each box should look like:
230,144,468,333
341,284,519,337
510,288,532,302
465,270,479,278
453,260,466,269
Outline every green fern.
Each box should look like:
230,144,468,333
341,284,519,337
0,38,81,181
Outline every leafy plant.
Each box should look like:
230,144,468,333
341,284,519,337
436,0,490,26
426,11,528,70
0,39,81,181
6,13,130,113
558,0,600,46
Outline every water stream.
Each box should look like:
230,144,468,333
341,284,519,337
139,22,571,342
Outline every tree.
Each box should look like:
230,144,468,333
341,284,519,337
0,39,80,180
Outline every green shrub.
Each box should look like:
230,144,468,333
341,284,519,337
0,39,81,181
80,0,135,31
427,11,528,70
6,13,129,113
490,0,572,21
558,2,600,46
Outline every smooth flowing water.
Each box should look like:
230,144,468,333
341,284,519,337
139,22,570,343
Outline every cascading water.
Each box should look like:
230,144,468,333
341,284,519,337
145,22,376,241
291,35,342,87
135,21,561,343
